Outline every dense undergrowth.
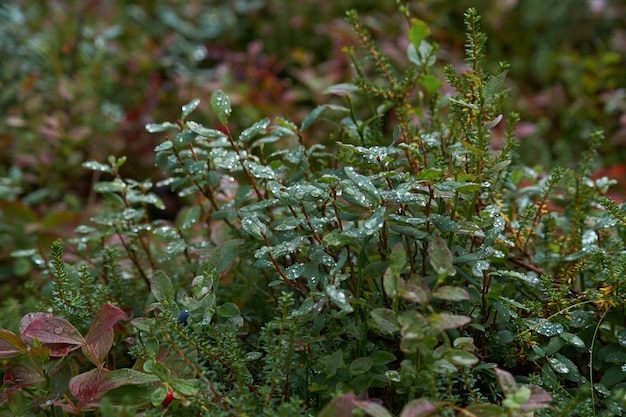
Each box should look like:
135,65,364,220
1,3,626,417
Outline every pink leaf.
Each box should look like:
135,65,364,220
20,313,84,345
318,392,358,417
84,304,126,345
83,304,125,366
400,398,436,417
70,367,107,406
82,328,114,366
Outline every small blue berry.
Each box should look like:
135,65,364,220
179,309,189,326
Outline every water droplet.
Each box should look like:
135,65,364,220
54,327,64,335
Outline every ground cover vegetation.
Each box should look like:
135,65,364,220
1,1,626,416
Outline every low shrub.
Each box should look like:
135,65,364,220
2,7,626,417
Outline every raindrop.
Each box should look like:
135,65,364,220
54,327,64,335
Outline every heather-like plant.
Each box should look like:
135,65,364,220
2,7,626,417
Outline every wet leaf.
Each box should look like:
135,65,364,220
241,215,267,240
181,99,200,120
244,161,276,179
370,308,400,334
344,167,380,203
430,214,460,232
432,286,469,301
429,313,471,330
327,286,353,312
428,236,456,278
210,90,231,126
528,319,565,337
369,350,396,366
3,363,45,388
179,205,201,231
446,349,479,366
560,332,586,349
186,121,227,139
239,118,270,142
145,122,179,133
20,313,84,345
82,161,113,173
150,270,175,303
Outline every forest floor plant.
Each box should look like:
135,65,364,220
2,7,626,417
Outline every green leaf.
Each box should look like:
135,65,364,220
241,215,267,240
429,313,471,330
171,378,199,396
93,180,125,194
428,236,456,278
344,167,380,203
408,18,431,49
323,83,360,96
210,90,231,126
154,141,173,152
430,214,460,232
217,302,240,318
186,121,228,139
82,161,113,173
370,308,400,334
560,332,586,349
327,286,353,312
369,350,396,366
301,105,326,132
446,349,479,366
239,118,270,142
145,122,179,133
181,99,200,120
350,357,373,375
432,286,469,301
150,270,175,303
319,349,343,377
179,206,201,231
484,71,508,96
418,74,443,94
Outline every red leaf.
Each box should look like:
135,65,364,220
20,313,84,345
0,328,28,358
318,392,358,417
3,363,45,390
84,304,126,344
83,304,125,365
70,368,107,406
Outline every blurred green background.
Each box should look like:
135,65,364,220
0,0,624,300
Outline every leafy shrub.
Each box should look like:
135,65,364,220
2,6,626,417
